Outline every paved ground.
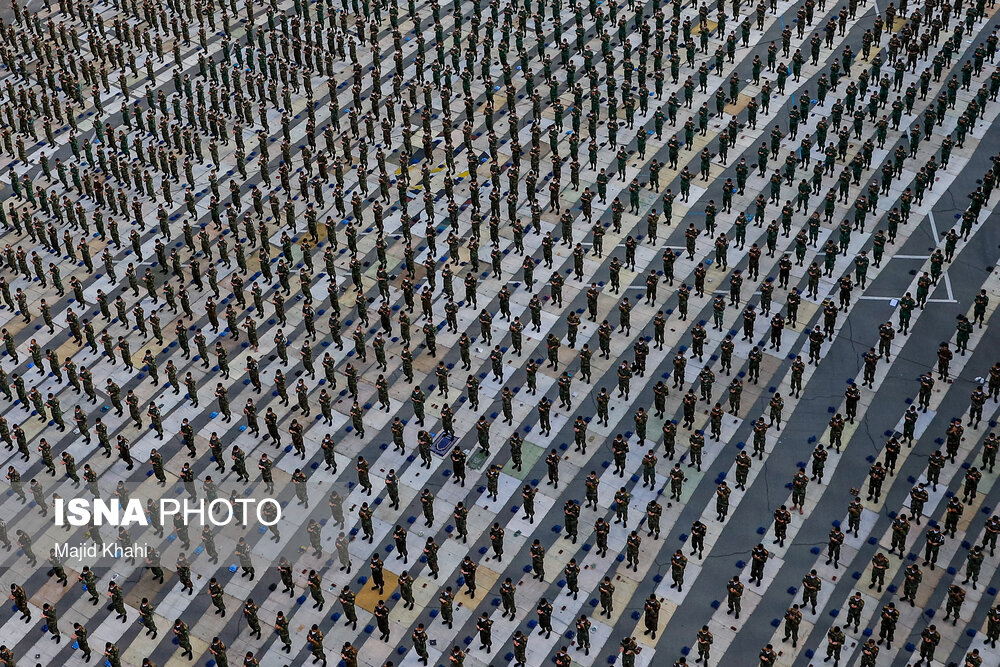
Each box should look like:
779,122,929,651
1,0,1000,665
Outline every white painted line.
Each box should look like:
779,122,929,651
859,296,957,303
928,211,940,243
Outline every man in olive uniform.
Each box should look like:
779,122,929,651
691,520,707,558
107,581,127,622
235,536,254,579
847,496,863,536
943,584,966,625
563,560,580,600
801,570,821,614
513,630,529,665
243,599,262,639
275,611,293,653
537,598,554,638
374,600,390,641
394,569,414,610
231,445,249,482
984,515,1000,556
476,613,493,652
307,626,327,664
337,584,356,627
774,505,792,547
411,386,426,426
563,500,580,543
716,482,731,521
176,553,194,594
48,547,68,586
138,598,157,638
385,469,400,509
439,586,455,628
643,595,661,639
208,577,226,616
735,451,752,490
9,583,29,622
209,638,229,667
522,485,537,523
585,471,600,509
599,576,615,617
825,625,845,665
782,604,802,647
646,499,662,538
486,464,501,500
257,454,274,493
915,624,941,665
412,624,429,664
105,642,123,667
307,519,323,558
669,463,685,500
790,468,809,514
355,456,373,495
596,388,610,425
420,490,435,527
901,563,922,606
173,619,194,659
460,556,477,595
500,577,518,616
727,576,744,618
910,483,929,523
696,626,713,663
749,544,769,585
359,502,374,542
918,372,934,411
42,602,60,643
73,622,92,661
981,433,998,473
877,602,899,648
423,538,440,578
416,431,433,468
923,525,945,569
149,449,167,484
982,605,1000,648
828,414,845,452
826,525,845,568
870,551,890,592
844,592,865,632
625,531,641,571
453,503,469,543
215,383,231,421
963,544,985,588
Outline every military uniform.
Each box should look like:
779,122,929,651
876,603,900,648
782,605,802,646
726,576,745,618
901,564,922,606
801,571,821,613
943,585,966,625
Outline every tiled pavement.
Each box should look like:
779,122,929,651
1,0,1000,665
